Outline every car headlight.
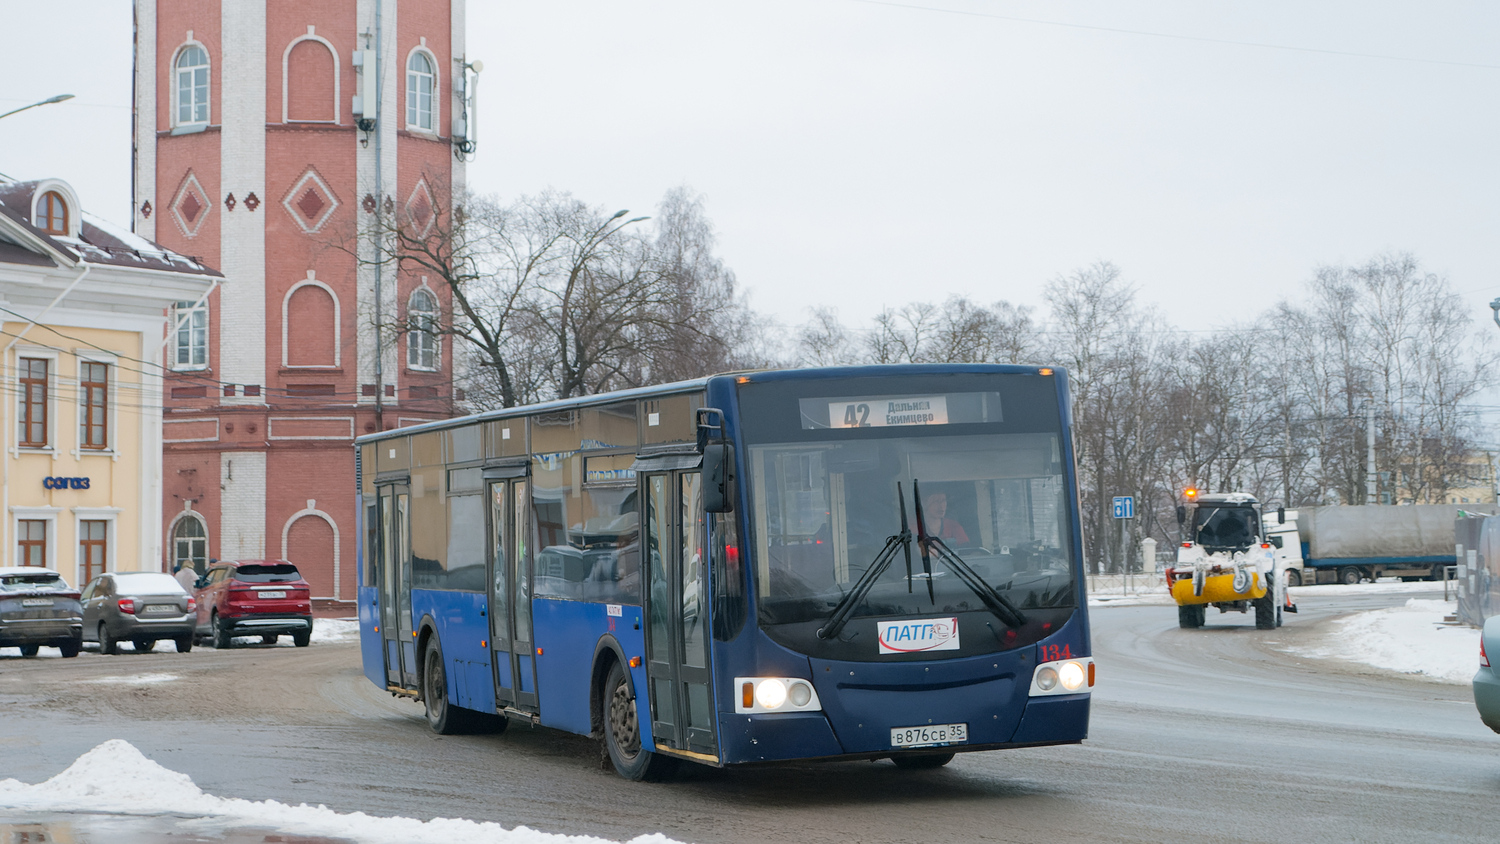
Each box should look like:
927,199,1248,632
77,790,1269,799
735,677,822,713
1029,657,1094,697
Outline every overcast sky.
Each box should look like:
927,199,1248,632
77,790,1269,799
3,0,1498,337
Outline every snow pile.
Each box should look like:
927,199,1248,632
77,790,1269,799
0,740,684,844
311,618,360,642
1287,598,1480,685
1290,580,1450,597
1087,592,1175,608
79,673,179,685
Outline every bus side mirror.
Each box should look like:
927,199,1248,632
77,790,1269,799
1277,506,1286,525
1175,505,1186,527
704,443,735,514
1269,535,1284,549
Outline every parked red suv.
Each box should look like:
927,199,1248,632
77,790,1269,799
193,560,313,648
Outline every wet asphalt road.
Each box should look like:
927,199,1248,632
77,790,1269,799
0,589,1496,843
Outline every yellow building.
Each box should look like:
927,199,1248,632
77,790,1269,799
0,177,218,586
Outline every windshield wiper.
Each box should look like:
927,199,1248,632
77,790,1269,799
818,483,913,640
913,479,1027,629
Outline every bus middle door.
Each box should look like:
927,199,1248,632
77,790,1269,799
643,470,717,759
487,471,539,717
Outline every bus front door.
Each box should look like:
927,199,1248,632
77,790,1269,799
642,471,717,758
378,483,415,690
488,478,538,716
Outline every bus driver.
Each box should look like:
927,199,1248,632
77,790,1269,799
922,491,969,545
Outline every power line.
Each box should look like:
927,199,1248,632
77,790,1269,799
846,0,1500,71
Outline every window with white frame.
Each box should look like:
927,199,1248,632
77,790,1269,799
171,300,209,370
406,51,435,131
17,519,47,567
79,520,107,582
79,361,109,450
173,515,208,577
18,357,49,448
407,289,439,370
176,44,210,126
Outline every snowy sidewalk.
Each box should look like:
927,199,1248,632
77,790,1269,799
1283,597,1479,685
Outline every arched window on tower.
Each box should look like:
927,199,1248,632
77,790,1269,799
36,191,68,236
406,51,435,132
407,288,439,371
172,515,208,578
285,38,337,122
175,45,210,126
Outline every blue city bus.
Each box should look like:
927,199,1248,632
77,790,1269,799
356,365,1093,779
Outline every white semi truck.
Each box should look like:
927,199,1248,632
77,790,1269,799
1166,492,1295,630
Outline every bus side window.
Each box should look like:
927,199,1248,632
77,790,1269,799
711,511,746,640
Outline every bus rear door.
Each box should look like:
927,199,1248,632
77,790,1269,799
377,482,415,690
642,470,717,760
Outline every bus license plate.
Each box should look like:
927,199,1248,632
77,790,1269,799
259,591,286,599
891,723,967,749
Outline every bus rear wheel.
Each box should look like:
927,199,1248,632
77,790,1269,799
423,640,478,735
603,661,677,782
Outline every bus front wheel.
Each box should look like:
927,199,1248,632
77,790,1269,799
603,661,678,782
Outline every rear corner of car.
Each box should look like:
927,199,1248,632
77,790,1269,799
1474,664,1500,734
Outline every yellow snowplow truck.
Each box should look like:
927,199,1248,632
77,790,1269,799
1166,492,1296,630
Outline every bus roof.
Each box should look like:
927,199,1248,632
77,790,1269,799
355,362,1061,445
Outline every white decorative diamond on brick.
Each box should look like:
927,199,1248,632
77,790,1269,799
404,179,435,237
280,168,340,234
169,172,211,238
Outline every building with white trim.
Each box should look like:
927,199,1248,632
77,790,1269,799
0,178,219,585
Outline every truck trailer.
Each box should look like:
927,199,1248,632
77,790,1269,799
1279,504,1481,585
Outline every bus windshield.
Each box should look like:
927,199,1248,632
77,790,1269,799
749,432,1076,627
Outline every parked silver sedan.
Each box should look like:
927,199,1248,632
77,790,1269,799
81,572,196,654
1475,615,1500,733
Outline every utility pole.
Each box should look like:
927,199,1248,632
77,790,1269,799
1366,402,1377,505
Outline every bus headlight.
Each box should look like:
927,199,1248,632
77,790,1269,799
755,679,787,709
1029,657,1094,697
735,677,822,713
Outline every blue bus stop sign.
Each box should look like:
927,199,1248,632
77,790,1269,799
1112,496,1134,519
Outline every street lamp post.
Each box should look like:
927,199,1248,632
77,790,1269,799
0,94,75,122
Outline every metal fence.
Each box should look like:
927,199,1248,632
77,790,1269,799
1086,572,1166,595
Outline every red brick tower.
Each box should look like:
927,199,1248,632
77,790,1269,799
134,0,472,600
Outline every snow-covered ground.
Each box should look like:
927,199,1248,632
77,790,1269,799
1087,578,1448,608
1284,597,1480,685
0,740,681,844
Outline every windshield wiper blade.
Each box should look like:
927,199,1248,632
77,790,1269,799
818,483,913,640
913,478,1027,628
926,535,1027,628
912,479,937,604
